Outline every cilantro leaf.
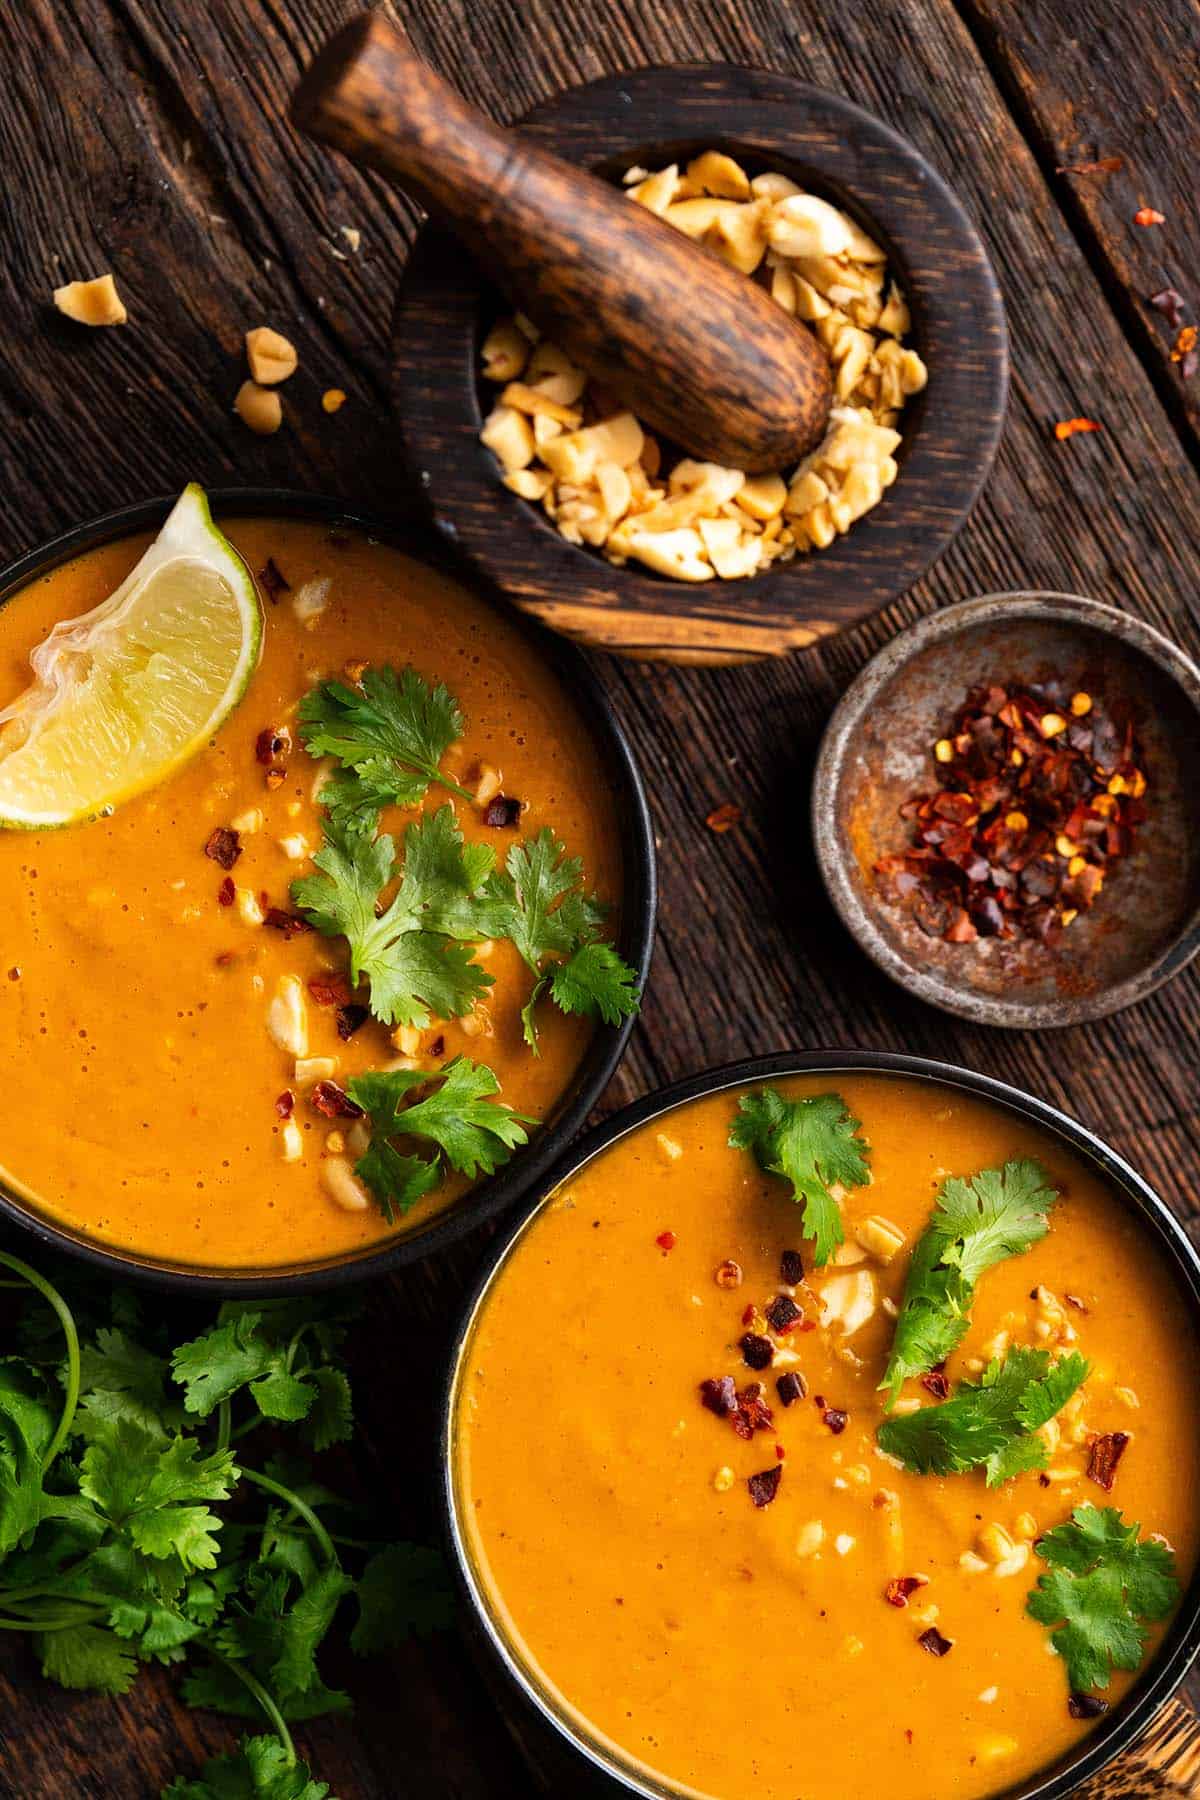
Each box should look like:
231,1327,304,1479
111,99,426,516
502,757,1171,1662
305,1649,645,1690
548,941,641,1026
475,829,634,1049
347,1058,535,1220
351,1543,455,1654
876,1347,1089,1485
320,762,427,837
299,1369,353,1456
162,1732,335,1800
728,1090,870,1267
881,1160,1060,1403
79,1424,237,1572
291,816,493,1028
0,1362,57,1553
391,805,496,939
171,1307,352,1446
1028,1504,1180,1692
36,1622,137,1695
298,666,471,810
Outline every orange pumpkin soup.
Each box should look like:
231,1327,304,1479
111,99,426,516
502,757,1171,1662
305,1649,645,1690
0,518,625,1269
454,1073,1200,1800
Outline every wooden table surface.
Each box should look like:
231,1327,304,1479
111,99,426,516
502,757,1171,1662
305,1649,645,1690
3,0,1200,1793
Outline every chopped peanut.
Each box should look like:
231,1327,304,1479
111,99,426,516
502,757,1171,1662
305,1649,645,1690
266,975,308,1058
53,274,127,326
245,326,298,385
234,381,282,436
852,1214,905,1263
321,1156,371,1212
279,1119,304,1163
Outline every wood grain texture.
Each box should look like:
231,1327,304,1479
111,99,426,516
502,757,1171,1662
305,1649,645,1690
2,0,1200,1794
294,16,835,473
395,64,1008,660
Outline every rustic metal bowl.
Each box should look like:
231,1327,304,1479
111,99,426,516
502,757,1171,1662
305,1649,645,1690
394,64,1008,663
0,489,656,1292
812,592,1200,1028
442,1050,1200,1799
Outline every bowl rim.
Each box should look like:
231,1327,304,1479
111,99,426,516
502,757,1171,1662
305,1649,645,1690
394,62,1009,662
0,486,657,1292
812,590,1200,1028
441,1047,1200,1800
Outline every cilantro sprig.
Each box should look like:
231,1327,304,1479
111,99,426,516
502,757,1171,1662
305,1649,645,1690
880,1160,1060,1404
291,808,494,1029
877,1346,1090,1486
1027,1505,1180,1694
728,1090,870,1267
299,667,474,820
0,1251,454,1798
347,1057,534,1221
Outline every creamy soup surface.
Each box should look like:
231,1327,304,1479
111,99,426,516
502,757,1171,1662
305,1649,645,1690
455,1075,1200,1800
0,520,621,1269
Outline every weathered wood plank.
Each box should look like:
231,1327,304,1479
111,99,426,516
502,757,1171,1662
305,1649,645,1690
2,0,1200,1792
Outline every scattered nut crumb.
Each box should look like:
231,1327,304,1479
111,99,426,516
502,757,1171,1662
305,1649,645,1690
245,326,298,385
235,380,283,436
53,274,127,326
323,388,348,414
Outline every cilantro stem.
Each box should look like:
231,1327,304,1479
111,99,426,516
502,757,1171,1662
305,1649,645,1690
216,1398,232,1455
207,1651,297,1769
239,1467,337,1567
0,1252,80,1467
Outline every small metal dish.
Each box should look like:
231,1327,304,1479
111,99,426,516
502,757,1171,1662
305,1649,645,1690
0,488,656,1292
812,592,1200,1028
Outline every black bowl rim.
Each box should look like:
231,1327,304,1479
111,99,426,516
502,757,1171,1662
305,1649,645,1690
394,61,1009,660
441,1048,1200,1800
812,590,1200,1029
0,486,657,1292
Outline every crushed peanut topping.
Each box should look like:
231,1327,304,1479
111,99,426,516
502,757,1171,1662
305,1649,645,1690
477,152,927,580
245,326,298,386
53,274,127,326
235,380,283,436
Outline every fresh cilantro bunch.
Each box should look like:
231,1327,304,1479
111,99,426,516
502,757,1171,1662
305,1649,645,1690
0,1251,454,1798
346,1058,535,1221
298,666,474,828
880,1160,1060,1404
877,1346,1090,1485
1027,1504,1180,1694
728,1090,870,1266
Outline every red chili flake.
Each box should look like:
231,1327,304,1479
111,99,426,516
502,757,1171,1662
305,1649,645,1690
1068,1693,1110,1720
336,1004,369,1040
265,768,286,791
204,826,242,870
739,1333,774,1372
765,1293,803,1334
483,795,522,829
215,949,238,968
1039,1472,1052,1488
264,908,313,940
1054,417,1102,439
775,1371,807,1407
740,1304,757,1326
747,1466,782,1508
699,1376,738,1418
875,678,1146,948
655,1230,677,1253
275,1090,295,1119
310,1080,364,1120
775,1443,786,1461
255,726,292,765
1086,1431,1130,1492
714,1259,743,1289
1055,155,1123,176
259,558,291,602
780,1248,804,1285
821,1405,848,1435
217,875,236,907
1150,287,1186,330
885,1575,929,1608
730,1383,774,1440
308,972,355,1006
905,1730,914,1746
428,1034,445,1058
1065,1293,1088,1313
918,1627,954,1657
921,1371,951,1400
1133,205,1166,226
705,802,742,834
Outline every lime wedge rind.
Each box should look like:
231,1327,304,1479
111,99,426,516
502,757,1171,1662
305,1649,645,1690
0,484,262,829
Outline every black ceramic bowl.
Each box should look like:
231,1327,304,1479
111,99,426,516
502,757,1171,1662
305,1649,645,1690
442,1050,1200,1800
0,488,656,1293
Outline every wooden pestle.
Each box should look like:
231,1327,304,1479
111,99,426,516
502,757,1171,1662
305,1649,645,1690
291,15,832,473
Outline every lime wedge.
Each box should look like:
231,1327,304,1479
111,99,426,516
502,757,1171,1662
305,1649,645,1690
0,484,262,828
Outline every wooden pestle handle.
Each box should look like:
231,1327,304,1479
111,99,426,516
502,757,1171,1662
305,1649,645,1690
292,15,832,473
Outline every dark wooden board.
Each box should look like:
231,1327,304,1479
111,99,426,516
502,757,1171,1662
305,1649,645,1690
3,0,1200,1794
